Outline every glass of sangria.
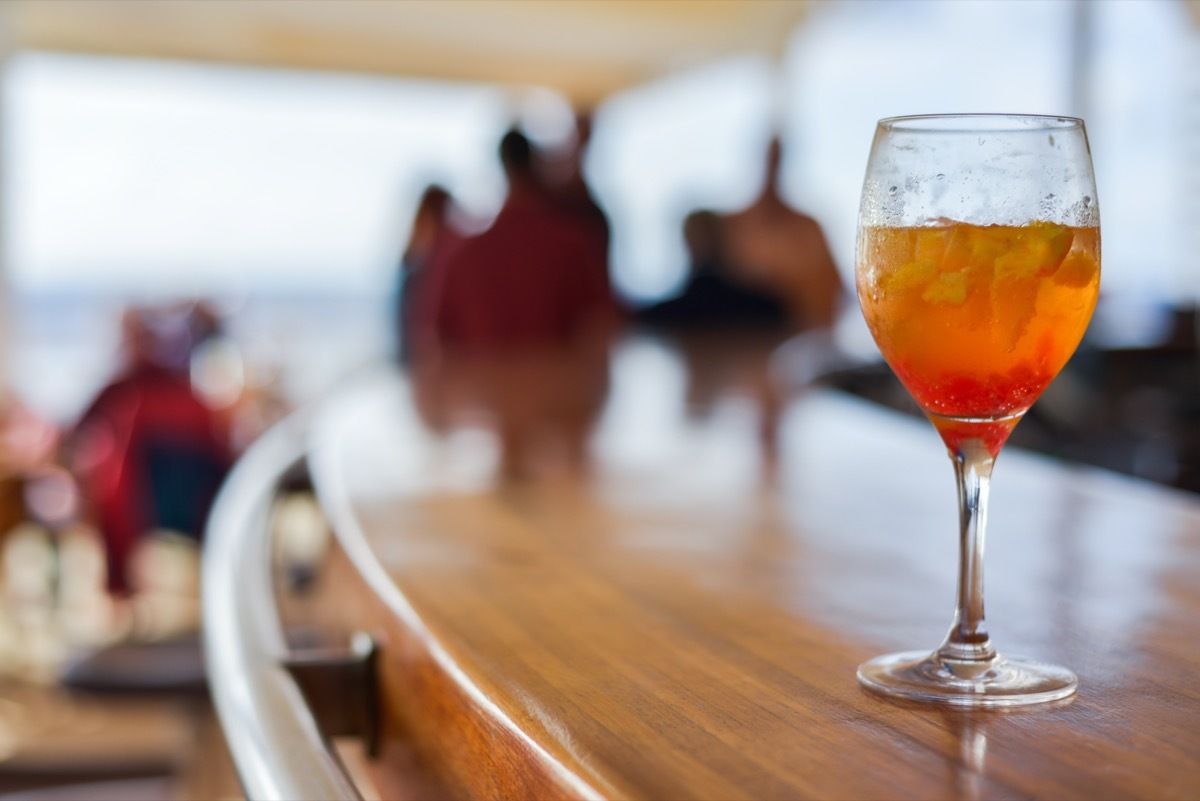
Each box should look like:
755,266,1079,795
855,114,1100,706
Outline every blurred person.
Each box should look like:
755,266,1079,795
636,210,795,473
543,112,612,298
419,127,617,353
64,306,232,596
395,183,461,363
411,127,617,479
723,136,846,333
637,210,789,331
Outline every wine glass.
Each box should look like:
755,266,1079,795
854,114,1100,706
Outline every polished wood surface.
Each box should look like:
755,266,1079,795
308,337,1200,801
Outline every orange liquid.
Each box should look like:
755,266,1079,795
857,220,1100,454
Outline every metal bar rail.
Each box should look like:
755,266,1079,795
202,412,363,801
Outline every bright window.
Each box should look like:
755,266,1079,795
5,53,513,295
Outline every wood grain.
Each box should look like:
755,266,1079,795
308,338,1200,801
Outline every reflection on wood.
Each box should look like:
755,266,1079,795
305,337,1200,800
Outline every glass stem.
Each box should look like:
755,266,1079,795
938,440,998,663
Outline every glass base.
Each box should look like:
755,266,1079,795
857,650,1077,708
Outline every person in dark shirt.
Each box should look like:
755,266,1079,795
395,184,460,363
637,209,789,331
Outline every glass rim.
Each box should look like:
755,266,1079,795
878,113,1085,133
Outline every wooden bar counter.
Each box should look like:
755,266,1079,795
273,336,1200,800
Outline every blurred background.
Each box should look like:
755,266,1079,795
0,0,1195,798
3,0,1196,415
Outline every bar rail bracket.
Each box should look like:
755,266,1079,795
283,632,381,757
202,410,369,801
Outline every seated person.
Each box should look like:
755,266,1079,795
65,307,232,596
722,137,846,333
637,210,789,331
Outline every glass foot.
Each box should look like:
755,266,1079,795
857,650,1077,708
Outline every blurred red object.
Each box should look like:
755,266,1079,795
416,129,617,357
67,308,232,595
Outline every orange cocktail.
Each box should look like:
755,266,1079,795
854,114,1098,707
857,220,1100,455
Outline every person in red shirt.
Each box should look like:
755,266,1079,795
66,307,232,595
422,128,617,354
410,128,617,479
544,113,612,300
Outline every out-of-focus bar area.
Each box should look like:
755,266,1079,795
0,1,1196,799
